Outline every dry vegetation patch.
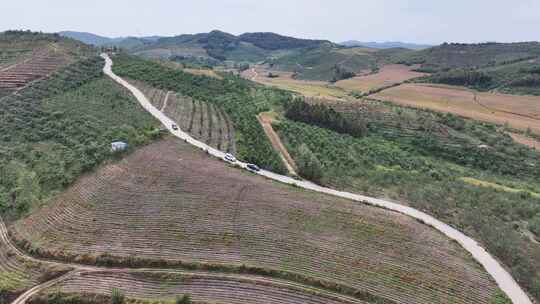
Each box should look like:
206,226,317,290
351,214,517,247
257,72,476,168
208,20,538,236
372,83,540,134
11,138,499,304
335,64,426,93
242,68,348,100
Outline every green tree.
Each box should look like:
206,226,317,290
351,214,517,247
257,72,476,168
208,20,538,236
296,144,323,182
529,216,540,237
111,288,125,304
175,294,192,304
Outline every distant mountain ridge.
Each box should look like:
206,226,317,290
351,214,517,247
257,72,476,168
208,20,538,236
340,40,433,50
59,31,163,47
60,30,332,50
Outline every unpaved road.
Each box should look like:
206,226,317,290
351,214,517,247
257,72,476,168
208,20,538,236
101,53,533,304
160,91,171,112
257,112,297,175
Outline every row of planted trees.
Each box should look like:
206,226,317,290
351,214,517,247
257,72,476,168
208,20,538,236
111,55,289,174
284,99,367,138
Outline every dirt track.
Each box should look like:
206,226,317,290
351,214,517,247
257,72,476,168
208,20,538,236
257,112,297,175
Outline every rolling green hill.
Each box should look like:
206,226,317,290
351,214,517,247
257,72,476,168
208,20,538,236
129,30,334,63
395,42,540,71
396,42,540,95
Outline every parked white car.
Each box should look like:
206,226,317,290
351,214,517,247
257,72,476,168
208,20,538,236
224,153,237,163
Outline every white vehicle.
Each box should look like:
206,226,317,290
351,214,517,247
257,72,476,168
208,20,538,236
246,163,260,172
224,153,237,163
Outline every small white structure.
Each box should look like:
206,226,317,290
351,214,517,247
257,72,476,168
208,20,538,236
111,141,128,152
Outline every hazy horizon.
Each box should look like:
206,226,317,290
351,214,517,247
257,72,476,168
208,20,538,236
2,0,539,44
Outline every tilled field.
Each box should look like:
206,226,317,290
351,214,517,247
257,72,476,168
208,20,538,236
48,271,366,304
335,64,426,93
11,138,499,304
0,220,67,303
0,242,41,300
132,80,236,153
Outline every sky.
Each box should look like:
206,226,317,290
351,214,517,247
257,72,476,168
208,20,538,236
2,0,539,44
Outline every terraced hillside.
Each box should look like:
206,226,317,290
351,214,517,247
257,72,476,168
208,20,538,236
34,271,368,304
10,138,502,304
131,80,236,153
0,219,70,303
0,31,94,97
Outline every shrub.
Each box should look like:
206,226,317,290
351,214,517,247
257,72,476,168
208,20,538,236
427,69,493,88
285,99,367,138
529,216,540,237
175,295,191,304
296,144,323,182
111,289,125,304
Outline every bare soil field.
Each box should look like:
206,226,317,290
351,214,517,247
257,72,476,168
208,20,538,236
372,83,540,134
242,68,348,100
47,271,366,304
11,138,499,304
335,65,426,93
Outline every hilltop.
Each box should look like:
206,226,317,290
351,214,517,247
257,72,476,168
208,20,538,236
340,40,432,50
0,30,95,97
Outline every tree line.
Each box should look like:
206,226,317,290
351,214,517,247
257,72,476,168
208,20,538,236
284,99,367,138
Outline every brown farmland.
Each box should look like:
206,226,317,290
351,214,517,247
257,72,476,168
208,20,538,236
11,138,499,304
372,83,540,134
336,64,426,93
50,271,366,304
242,68,348,100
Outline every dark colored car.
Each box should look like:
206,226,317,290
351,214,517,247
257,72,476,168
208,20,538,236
246,164,260,172
172,124,179,130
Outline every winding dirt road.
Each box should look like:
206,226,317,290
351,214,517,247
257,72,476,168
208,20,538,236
100,53,533,304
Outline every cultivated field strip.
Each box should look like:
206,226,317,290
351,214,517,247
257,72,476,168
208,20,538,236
12,138,498,304
51,271,367,304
